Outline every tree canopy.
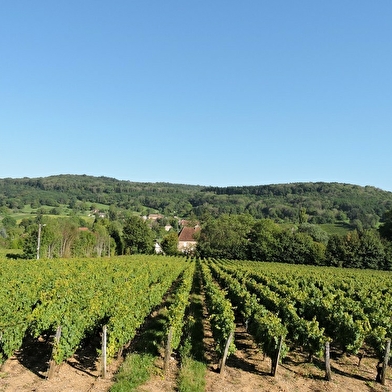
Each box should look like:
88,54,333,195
1,175,392,228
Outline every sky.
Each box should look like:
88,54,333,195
1,1,392,191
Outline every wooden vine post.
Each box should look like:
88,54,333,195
164,327,173,373
381,339,391,385
220,330,234,374
271,336,283,377
47,325,62,380
101,325,107,378
324,341,332,381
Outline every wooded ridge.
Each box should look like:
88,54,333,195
1,174,392,227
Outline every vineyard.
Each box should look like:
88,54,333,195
0,256,391,391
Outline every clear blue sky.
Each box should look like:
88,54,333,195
1,1,391,190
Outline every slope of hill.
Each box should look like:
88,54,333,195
1,175,392,227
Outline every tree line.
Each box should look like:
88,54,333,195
1,213,180,259
2,206,392,270
2,175,392,269
196,213,392,270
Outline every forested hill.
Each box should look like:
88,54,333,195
1,175,392,227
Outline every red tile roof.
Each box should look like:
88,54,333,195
178,226,200,242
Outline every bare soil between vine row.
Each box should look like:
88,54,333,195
0,314,390,392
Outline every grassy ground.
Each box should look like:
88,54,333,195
0,248,23,258
177,357,206,392
176,268,207,392
10,203,99,224
320,221,352,235
110,353,155,392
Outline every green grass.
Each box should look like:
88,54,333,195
9,203,98,224
320,222,352,236
110,353,155,392
109,289,170,391
178,357,206,392
84,202,110,211
0,248,22,258
176,264,207,391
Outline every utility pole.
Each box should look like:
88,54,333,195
37,223,46,260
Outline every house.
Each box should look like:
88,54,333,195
177,225,200,254
88,209,106,218
148,213,163,221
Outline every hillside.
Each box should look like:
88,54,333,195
1,175,392,228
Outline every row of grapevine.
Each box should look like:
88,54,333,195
0,260,50,361
1,255,391,387
164,261,196,370
206,260,288,373
214,259,392,362
105,258,187,359
0,256,188,365
199,260,236,367
216,262,328,358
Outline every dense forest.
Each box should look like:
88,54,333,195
1,174,392,270
1,174,392,226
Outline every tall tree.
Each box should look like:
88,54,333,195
298,223,329,245
325,229,386,269
93,223,110,257
275,230,325,265
59,218,79,258
357,230,385,269
325,234,346,267
197,214,254,259
160,231,179,255
72,229,96,257
22,224,40,259
379,209,392,240
123,216,154,254
248,219,282,261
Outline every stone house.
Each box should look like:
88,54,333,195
177,225,200,254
